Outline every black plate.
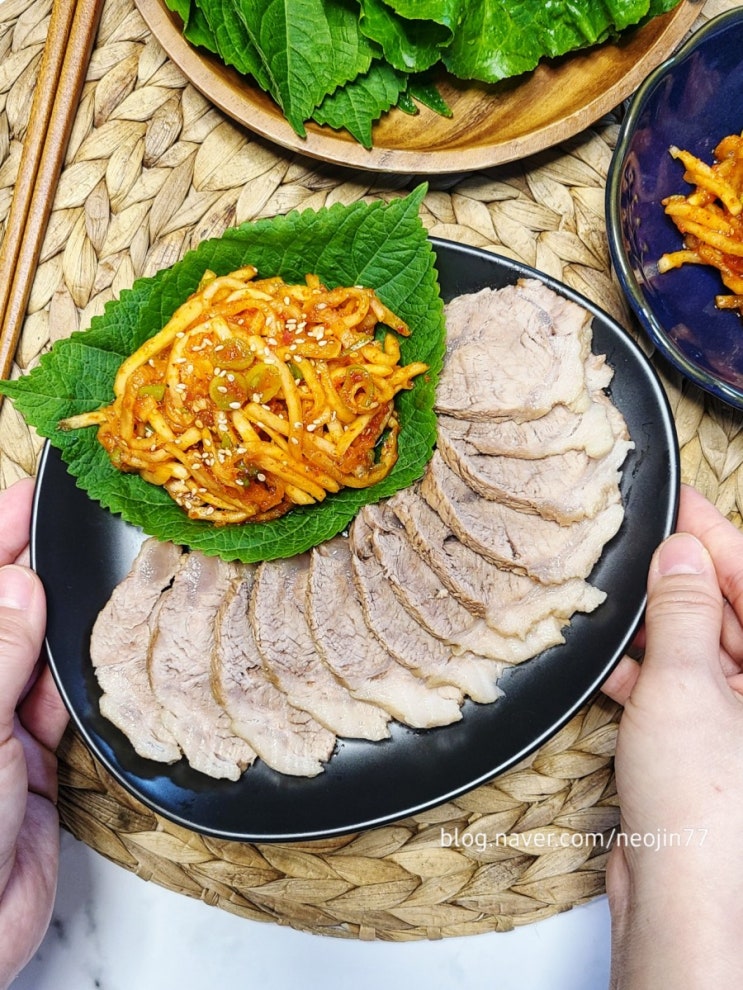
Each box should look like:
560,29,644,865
31,239,680,841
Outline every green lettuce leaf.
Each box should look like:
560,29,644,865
645,0,683,14
384,0,460,28
358,0,452,73
0,187,443,563
443,0,652,82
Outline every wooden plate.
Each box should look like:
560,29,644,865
134,0,702,173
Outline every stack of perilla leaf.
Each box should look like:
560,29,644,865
164,0,683,147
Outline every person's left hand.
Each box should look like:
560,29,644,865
0,478,69,989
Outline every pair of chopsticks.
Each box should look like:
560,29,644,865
0,0,104,400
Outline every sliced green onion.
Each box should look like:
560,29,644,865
138,383,166,400
209,372,249,410
217,336,254,370
245,362,281,403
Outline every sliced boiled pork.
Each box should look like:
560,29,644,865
435,280,593,422
307,537,463,728
349,507,504,704
148,552,255,781
251,555,391,740
91,538,183,764
365,502,568,662
213,570,336,777
421,452,625,585
435,409,633,524
436,399,614,461
387,487,606,638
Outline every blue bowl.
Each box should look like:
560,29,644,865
606,8,743,409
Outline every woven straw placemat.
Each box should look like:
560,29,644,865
1,0,740,942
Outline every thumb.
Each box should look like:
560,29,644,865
0,566,46,741
642,532,723,682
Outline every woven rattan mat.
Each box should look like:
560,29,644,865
1,0,740,942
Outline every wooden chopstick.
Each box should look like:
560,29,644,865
0,0,104,396
0,2,77,334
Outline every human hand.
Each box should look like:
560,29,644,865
602,483,743,989
0,478,69,990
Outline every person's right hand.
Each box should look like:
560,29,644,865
602,483,743,988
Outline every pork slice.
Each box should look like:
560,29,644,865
307,537,463,728
421,452,625,585
388,488,606,637
585,352,615,392
436,399,614,460
213,570,336,777
436,417,633,523
148,552,255,781
436,280,593,422
91,538,183,764
435,351,618,460
250,555,390,741
366,502,568,664
349,508,503,704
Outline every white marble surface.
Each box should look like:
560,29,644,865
13,829,612,990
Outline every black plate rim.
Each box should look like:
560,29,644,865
31,237,680,841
